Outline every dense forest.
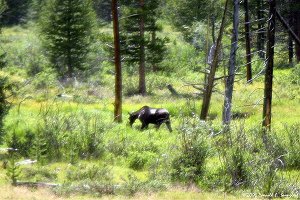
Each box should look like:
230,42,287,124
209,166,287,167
0,0,299,199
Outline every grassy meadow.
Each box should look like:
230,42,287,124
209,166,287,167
0,23,299,200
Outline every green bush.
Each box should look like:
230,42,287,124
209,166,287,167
290,64,300,85
55,181,115,197
214,125,253,190
5,129,35,157
283,124,300,169
55,163,115,197
123,75,139,96
66,163,112,182
128,151,149,170
160,40,202,76
171,116,209,183
245,127,289,196
31,68,58,90
22,166,57,182
117,174,166,196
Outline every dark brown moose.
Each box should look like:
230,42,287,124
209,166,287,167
129,106,172,132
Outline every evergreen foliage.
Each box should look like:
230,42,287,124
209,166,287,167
0,0,10,143
39,0,97,78
0,76,10,143
6,148,21,186
163,0,220,42
0,0,30,25
120,0,167,71
93,0,112,23
28,0,46,21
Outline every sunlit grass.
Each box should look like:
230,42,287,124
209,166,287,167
0,185,280,200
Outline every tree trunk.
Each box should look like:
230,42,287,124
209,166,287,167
222,0,239,126
67,46,73,78
211,16,216,44
276,10,300,46
200,0,229,120
289,1,294,66
262,0,276,131
294,8,300,62
244,0,252,82
112,0,122,122
276,9,300,66
151,29,157,72
257,0,265,58
138,0,146,95
288,34,294,66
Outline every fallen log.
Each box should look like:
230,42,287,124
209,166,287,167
167,84,179,96
15,181,60,188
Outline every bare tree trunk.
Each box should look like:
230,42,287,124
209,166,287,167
244,0,252,82
112,0,122,122
257,0,265,58
138,0,146,95
288,34,294,66
151,28,157,72
262,0,276,131
211,16,216,44
289,1,294,66
200,0,229,120
276,10,300,47
294,9,300,62
222,0,239,126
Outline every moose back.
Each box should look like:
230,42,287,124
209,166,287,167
129,106,172,132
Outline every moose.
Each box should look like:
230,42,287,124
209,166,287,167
129,106,172,132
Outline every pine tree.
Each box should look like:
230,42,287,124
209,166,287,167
112,0,122,122
40,0,96,78
28,0,46,21
120,0,167,95
93,0,112,23
0,0,10,143
164,0,220,43
0,0,30,25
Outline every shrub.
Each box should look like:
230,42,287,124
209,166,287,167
214,124,252,190
5,129,35,157
283,124,300,169
117,174,166,196
66,163,112,182
55,163,114,197
31,68,57,90
290,64,300,85
128,151,156,170
22,166,57,182
245,127,289,197
5,147,21,186
123,75,139,96
171,115,209,183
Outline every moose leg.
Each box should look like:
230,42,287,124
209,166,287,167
165,120,172,132
156,122,162,130
141,123,148,130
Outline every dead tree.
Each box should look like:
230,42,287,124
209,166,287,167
293,0,300,62
222,0,239,126
275,10,300,48
138,0,146,95
112,0,122,122
262,0,276,130
244,0,252,82
257,0,266,58
200,0,229,120
288,0,294,66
